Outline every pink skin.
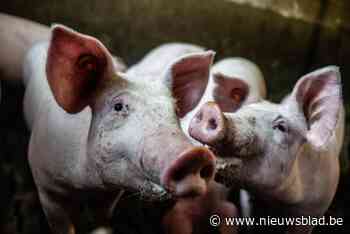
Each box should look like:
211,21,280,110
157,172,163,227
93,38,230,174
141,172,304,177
210,58,266,113
189,67,345,234
0,13,50,81
12,23,220,234
163,182,238,234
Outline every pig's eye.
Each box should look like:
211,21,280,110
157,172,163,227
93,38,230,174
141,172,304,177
114,102,124,112
276,124,287,132
112,95,131,116
273,121,288,133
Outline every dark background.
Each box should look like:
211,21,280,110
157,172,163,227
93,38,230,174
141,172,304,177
0,0,349,233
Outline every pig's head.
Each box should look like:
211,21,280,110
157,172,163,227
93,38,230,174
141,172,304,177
46,25,217,200
189,66,342,195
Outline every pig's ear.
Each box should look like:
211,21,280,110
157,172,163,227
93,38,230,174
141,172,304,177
46,24,116,113
212,72,249,112
291,66,342,148
165,51,214,118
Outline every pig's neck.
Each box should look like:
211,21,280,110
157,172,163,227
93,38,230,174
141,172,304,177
265,146,336,217
294,145,339,216
252,168,307,218
35,105,104,193
267,160,305,210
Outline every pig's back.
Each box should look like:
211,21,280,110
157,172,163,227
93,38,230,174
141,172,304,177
127,43,204,79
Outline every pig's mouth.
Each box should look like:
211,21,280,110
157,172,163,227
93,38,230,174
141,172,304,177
207,131,260,160
130,165,173,202
137,180,173,202
115,159,173,203
118,179,175,205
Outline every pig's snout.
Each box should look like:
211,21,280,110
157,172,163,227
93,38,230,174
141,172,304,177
162,147,216,197
189,102,226,145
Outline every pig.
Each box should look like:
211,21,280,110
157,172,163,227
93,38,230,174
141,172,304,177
189,66,345,233
0,14,242,233
2,20,220,233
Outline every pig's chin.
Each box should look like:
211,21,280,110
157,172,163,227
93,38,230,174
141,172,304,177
215,157,243,188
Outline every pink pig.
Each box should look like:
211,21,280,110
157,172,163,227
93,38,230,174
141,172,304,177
190,67,345,234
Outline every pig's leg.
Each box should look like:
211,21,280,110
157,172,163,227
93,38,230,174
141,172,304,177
39,192,78,234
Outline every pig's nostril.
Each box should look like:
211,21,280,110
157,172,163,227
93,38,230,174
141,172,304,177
208,118,218,130
171,157,211,182
200,164,214,179
172,168,186,182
